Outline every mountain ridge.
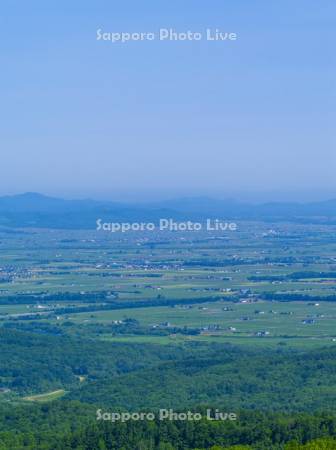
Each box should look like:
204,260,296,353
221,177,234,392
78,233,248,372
0,192,335,228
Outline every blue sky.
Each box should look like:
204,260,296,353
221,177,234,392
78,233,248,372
0,0,335,201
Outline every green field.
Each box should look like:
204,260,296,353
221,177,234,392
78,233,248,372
1,223,336,349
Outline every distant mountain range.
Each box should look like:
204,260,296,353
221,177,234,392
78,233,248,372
0,192,335,228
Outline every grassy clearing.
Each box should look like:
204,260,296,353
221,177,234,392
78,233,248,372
23,389,67,403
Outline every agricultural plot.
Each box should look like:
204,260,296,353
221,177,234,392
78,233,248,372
1,222,336,349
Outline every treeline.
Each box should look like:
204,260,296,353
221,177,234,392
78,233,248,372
261,292,336,302
49,295,237,316
249,271,336,282
1,294,236,314
184,259,252,267
184,257,299,268
1,401,336,449
0,291,111,305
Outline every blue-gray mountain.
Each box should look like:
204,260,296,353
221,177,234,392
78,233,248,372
0,192,335,228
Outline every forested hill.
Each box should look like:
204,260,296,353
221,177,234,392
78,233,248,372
1,401,336,449
1,328,336,413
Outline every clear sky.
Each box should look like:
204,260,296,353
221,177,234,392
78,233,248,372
0,0,335,201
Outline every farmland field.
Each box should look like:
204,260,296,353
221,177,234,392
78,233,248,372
1,222,336,349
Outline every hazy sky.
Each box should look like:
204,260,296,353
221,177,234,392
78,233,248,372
1,0,335,201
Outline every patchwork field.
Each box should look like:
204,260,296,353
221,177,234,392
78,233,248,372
1,222,336,348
